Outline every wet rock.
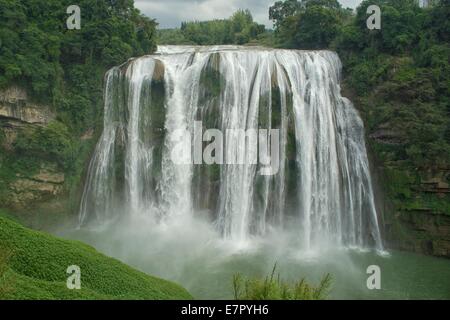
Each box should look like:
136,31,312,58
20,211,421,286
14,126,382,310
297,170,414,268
153,59,165,82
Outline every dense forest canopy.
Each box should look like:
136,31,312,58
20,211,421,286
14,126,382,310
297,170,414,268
0,0,157,132
269,0,353,48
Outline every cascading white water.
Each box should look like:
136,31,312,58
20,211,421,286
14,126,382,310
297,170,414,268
79,45,383,251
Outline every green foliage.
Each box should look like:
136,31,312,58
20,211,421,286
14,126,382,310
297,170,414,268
0,215,192,299
159,9,265,46
269,0,303,29
405,194,450,215
0,247,13,297
0,0,157,131
269,0,349,49
157,29,196,45
336,0,450,169
232,265,332,300
292,5,340,49
351,0,426,53
14,121,75,169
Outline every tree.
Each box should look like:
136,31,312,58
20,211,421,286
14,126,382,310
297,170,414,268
269,0,302,29
270,0,344,49
292,5,340,49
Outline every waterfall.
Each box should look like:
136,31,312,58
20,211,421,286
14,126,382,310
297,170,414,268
79,45,383,251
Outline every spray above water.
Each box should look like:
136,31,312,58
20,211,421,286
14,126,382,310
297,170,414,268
79,45,383,251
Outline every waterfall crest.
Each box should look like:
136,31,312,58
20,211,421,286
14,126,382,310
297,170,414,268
79,45,383,251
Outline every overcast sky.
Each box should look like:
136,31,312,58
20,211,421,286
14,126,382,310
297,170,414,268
135,0,363,29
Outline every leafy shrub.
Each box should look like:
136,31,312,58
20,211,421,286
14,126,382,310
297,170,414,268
232,265,332,300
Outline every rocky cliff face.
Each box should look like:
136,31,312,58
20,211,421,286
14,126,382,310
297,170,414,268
0,86,65,210
369,120,450,259
383,167,450,258
385,209,450,258
0,86,55,125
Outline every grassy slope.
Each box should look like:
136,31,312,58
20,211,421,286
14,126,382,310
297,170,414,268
0,215,192,300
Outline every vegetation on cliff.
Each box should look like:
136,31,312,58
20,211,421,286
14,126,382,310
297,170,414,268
336,1,449,221
0,0,157,213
